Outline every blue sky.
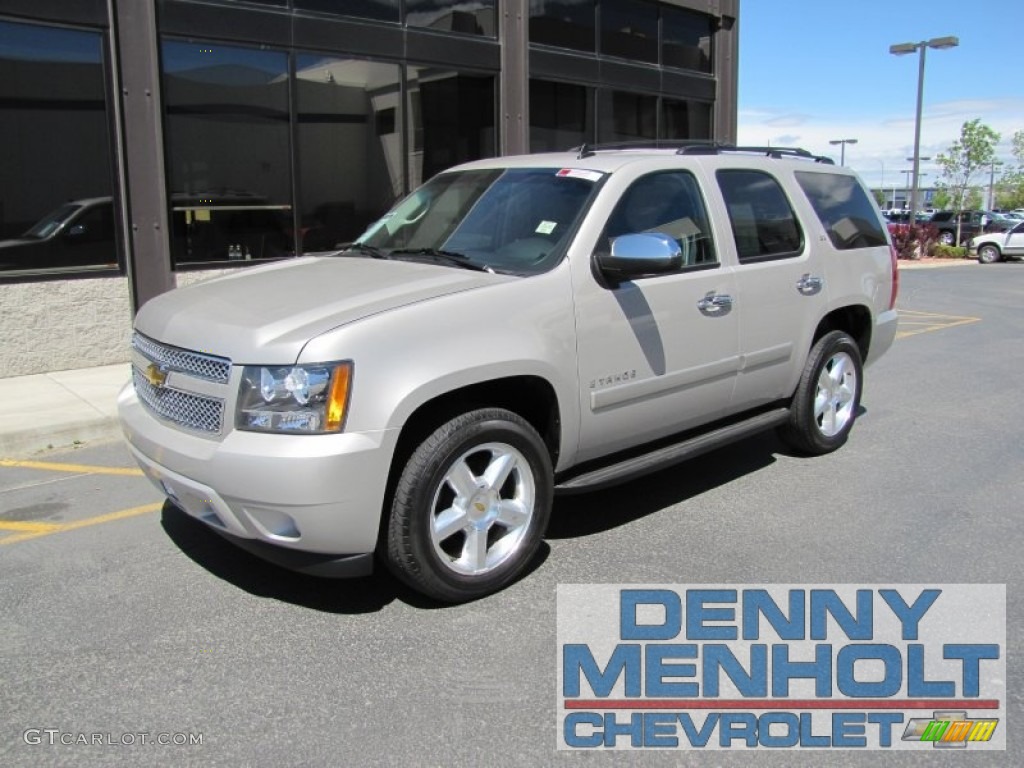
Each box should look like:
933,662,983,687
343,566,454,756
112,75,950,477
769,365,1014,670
737,0,1023,191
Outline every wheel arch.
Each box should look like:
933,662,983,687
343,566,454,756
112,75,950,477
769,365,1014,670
378,376,562,548
812,305,872,363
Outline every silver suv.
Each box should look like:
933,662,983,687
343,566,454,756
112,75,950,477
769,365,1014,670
118,144,899,602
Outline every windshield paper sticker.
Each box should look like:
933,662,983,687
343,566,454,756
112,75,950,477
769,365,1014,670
557,168,604,183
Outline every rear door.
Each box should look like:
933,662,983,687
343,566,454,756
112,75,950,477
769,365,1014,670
713,167,827,412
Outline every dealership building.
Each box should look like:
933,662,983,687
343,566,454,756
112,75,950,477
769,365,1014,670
0,0,739,378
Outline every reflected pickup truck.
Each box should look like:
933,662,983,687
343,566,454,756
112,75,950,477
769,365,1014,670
118,144,899,602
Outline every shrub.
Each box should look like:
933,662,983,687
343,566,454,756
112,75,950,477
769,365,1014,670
930,244,968,259
888,223,939,260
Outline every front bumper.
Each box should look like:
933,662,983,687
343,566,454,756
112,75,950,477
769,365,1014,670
118,381,397,569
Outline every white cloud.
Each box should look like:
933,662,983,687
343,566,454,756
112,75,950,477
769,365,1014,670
737,97,1024,189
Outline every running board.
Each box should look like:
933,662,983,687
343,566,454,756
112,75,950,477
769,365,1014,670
554,407,790,494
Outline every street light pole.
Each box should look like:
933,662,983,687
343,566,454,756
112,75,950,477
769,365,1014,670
907,155,931,213
987,160,1004,210
829,138,858,165
890,36,959,224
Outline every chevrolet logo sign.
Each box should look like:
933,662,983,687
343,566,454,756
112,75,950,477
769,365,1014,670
144,362,169,388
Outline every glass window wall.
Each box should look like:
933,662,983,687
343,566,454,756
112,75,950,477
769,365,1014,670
0,19,117,274
296,55,402,250
162,40,294,264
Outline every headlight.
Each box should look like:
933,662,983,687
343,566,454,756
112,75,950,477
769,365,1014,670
237,362,352,433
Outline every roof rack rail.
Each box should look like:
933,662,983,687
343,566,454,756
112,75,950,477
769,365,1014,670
677,144,835,164
570,141,835,164
572,139,718,159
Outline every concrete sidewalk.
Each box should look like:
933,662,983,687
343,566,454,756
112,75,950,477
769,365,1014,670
0,363,130,458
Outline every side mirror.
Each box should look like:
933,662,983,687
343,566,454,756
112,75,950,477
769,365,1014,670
595,232,683,283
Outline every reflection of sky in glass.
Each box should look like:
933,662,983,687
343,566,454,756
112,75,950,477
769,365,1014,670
0,20,101,63
162,40,286,82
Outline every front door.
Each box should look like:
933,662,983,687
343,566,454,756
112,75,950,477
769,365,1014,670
571,169,740,463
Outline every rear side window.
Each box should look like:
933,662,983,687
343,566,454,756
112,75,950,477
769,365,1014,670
795,171,887,250
716,169,803,262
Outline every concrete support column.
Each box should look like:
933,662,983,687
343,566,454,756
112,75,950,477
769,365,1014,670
712,1,739,144
111,0,174,312
499,0,529,155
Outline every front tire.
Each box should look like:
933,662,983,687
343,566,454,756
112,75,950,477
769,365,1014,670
977,244,1001,264
779,331,863,455
385,408,553,602
939,231,955,246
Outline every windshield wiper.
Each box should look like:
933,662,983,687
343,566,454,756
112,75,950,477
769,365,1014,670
388,247,494,273
337,242,388,259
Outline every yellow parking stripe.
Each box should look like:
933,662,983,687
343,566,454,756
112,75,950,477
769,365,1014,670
896,310,980,339
0,502,161,546
0,520,62,533
0,458,143,476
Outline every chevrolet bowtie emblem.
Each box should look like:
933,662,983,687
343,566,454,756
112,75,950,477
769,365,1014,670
144,362,169,388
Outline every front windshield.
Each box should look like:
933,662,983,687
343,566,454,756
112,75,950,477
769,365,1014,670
23,203,81,239
355,168,600,274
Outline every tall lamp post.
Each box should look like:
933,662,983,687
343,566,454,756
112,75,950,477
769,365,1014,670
889,36,959,223
829,138,858,165
987,160,1004,210
908,155,931,213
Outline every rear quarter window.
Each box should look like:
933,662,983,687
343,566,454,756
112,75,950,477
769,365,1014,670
795,171,887,250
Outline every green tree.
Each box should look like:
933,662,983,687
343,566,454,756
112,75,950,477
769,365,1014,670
996,130,1024,210
935,119,1000,242
872,188,886,208
931,188,951,210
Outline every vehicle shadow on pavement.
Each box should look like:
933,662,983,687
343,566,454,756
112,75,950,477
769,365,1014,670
547,431,780,539
160,501,549,612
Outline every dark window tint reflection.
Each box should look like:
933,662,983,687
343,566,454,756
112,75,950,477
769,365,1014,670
597,89,656,143
662,97,712,140
528,0,595,52
408,69,495,186
296,56,403,251
162,40,294,265
407,0,495,36
662,6,713,72
717,170,803,262
294,0,400,23
529,79,593,152
795,171,887,250
600,0,657,63
0,20,117,273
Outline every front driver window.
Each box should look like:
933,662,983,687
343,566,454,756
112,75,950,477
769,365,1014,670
602,171,718,267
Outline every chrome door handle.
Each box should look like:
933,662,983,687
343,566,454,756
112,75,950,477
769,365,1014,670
796,273,824,296
697,292,733,316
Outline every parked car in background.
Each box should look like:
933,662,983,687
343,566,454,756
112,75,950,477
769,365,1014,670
970,221,1024,263
929,210,1012,245
0,196,117,272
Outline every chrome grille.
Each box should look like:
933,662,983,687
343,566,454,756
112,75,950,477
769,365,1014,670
132,332,230,383
133,368,224,434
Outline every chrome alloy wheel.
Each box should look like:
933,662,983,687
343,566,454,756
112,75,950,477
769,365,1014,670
814,351,858,437
428,442,536,575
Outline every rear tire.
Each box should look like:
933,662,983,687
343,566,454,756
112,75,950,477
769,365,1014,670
779,331,863,455
385,408,552,602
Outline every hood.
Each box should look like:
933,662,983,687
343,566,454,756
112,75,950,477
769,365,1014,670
135,255,510,363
